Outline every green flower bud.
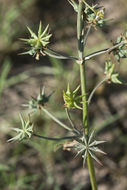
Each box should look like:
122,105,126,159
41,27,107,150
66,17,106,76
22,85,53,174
23,87,53,112
20,22,52,60
104,60,124,84
84,3,105,28
63,84,82,109
113,33,127,62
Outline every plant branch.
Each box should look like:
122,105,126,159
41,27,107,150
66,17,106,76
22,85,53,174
88,77,108,105
84,42,125,61
43,48,78,60
65,108,78,132
41,107,72,131
33,133,77,141
84,41,125,61
84,24,92,47
87,152,98,190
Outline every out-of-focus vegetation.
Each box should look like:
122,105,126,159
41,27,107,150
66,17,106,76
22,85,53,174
0,0,127,190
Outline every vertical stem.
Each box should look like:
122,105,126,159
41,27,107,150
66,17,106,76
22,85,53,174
77,1,97,190
80,63,88,134
77,0,88,135
87,154,98,190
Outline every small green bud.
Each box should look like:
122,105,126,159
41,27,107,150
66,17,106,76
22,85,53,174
28,98,38,110
104,60,115,77
37,87,50,106
23,87,52,112
63,84,82,109
104,60,124,84
113,33,127,62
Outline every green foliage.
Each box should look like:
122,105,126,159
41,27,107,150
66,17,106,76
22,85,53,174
0,168,37,190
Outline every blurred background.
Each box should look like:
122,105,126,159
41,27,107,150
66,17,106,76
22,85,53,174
0,0,127,189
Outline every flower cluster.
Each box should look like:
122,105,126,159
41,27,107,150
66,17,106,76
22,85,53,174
23,87,52,112
64,131,106,165
8,114,33,142
20,22,52,60
104,60,123,84
63,84,82,109
113,33,127,62
68,0,106,28
84,5,105,28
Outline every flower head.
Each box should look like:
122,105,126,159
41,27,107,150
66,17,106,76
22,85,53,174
84,4,105,28
20,21,52,60
104,60,124,84
64,131,106,166
113,33,127,62
23,87,52,112
8,114,33,142
63,84,82,109
76,131,106,165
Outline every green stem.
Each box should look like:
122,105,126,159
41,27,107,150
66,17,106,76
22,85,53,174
80,64,88,134
84,24,92,47
44,48,78,60
84,41,125,61
65,108,76,129
88,77,108,105
87,153,98,190
77,1,97,190
33,133,77,141
41,107,72,131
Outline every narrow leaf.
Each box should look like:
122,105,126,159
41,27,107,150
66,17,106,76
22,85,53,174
27,26,37,38
111,74,124,84
89,147,106,155
89,140,106,147
19,114,25,129
83,150,87,166
40,24,49,38
88,130,95,144
88,150,102,165
7,133,22,142
38,21,42,37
